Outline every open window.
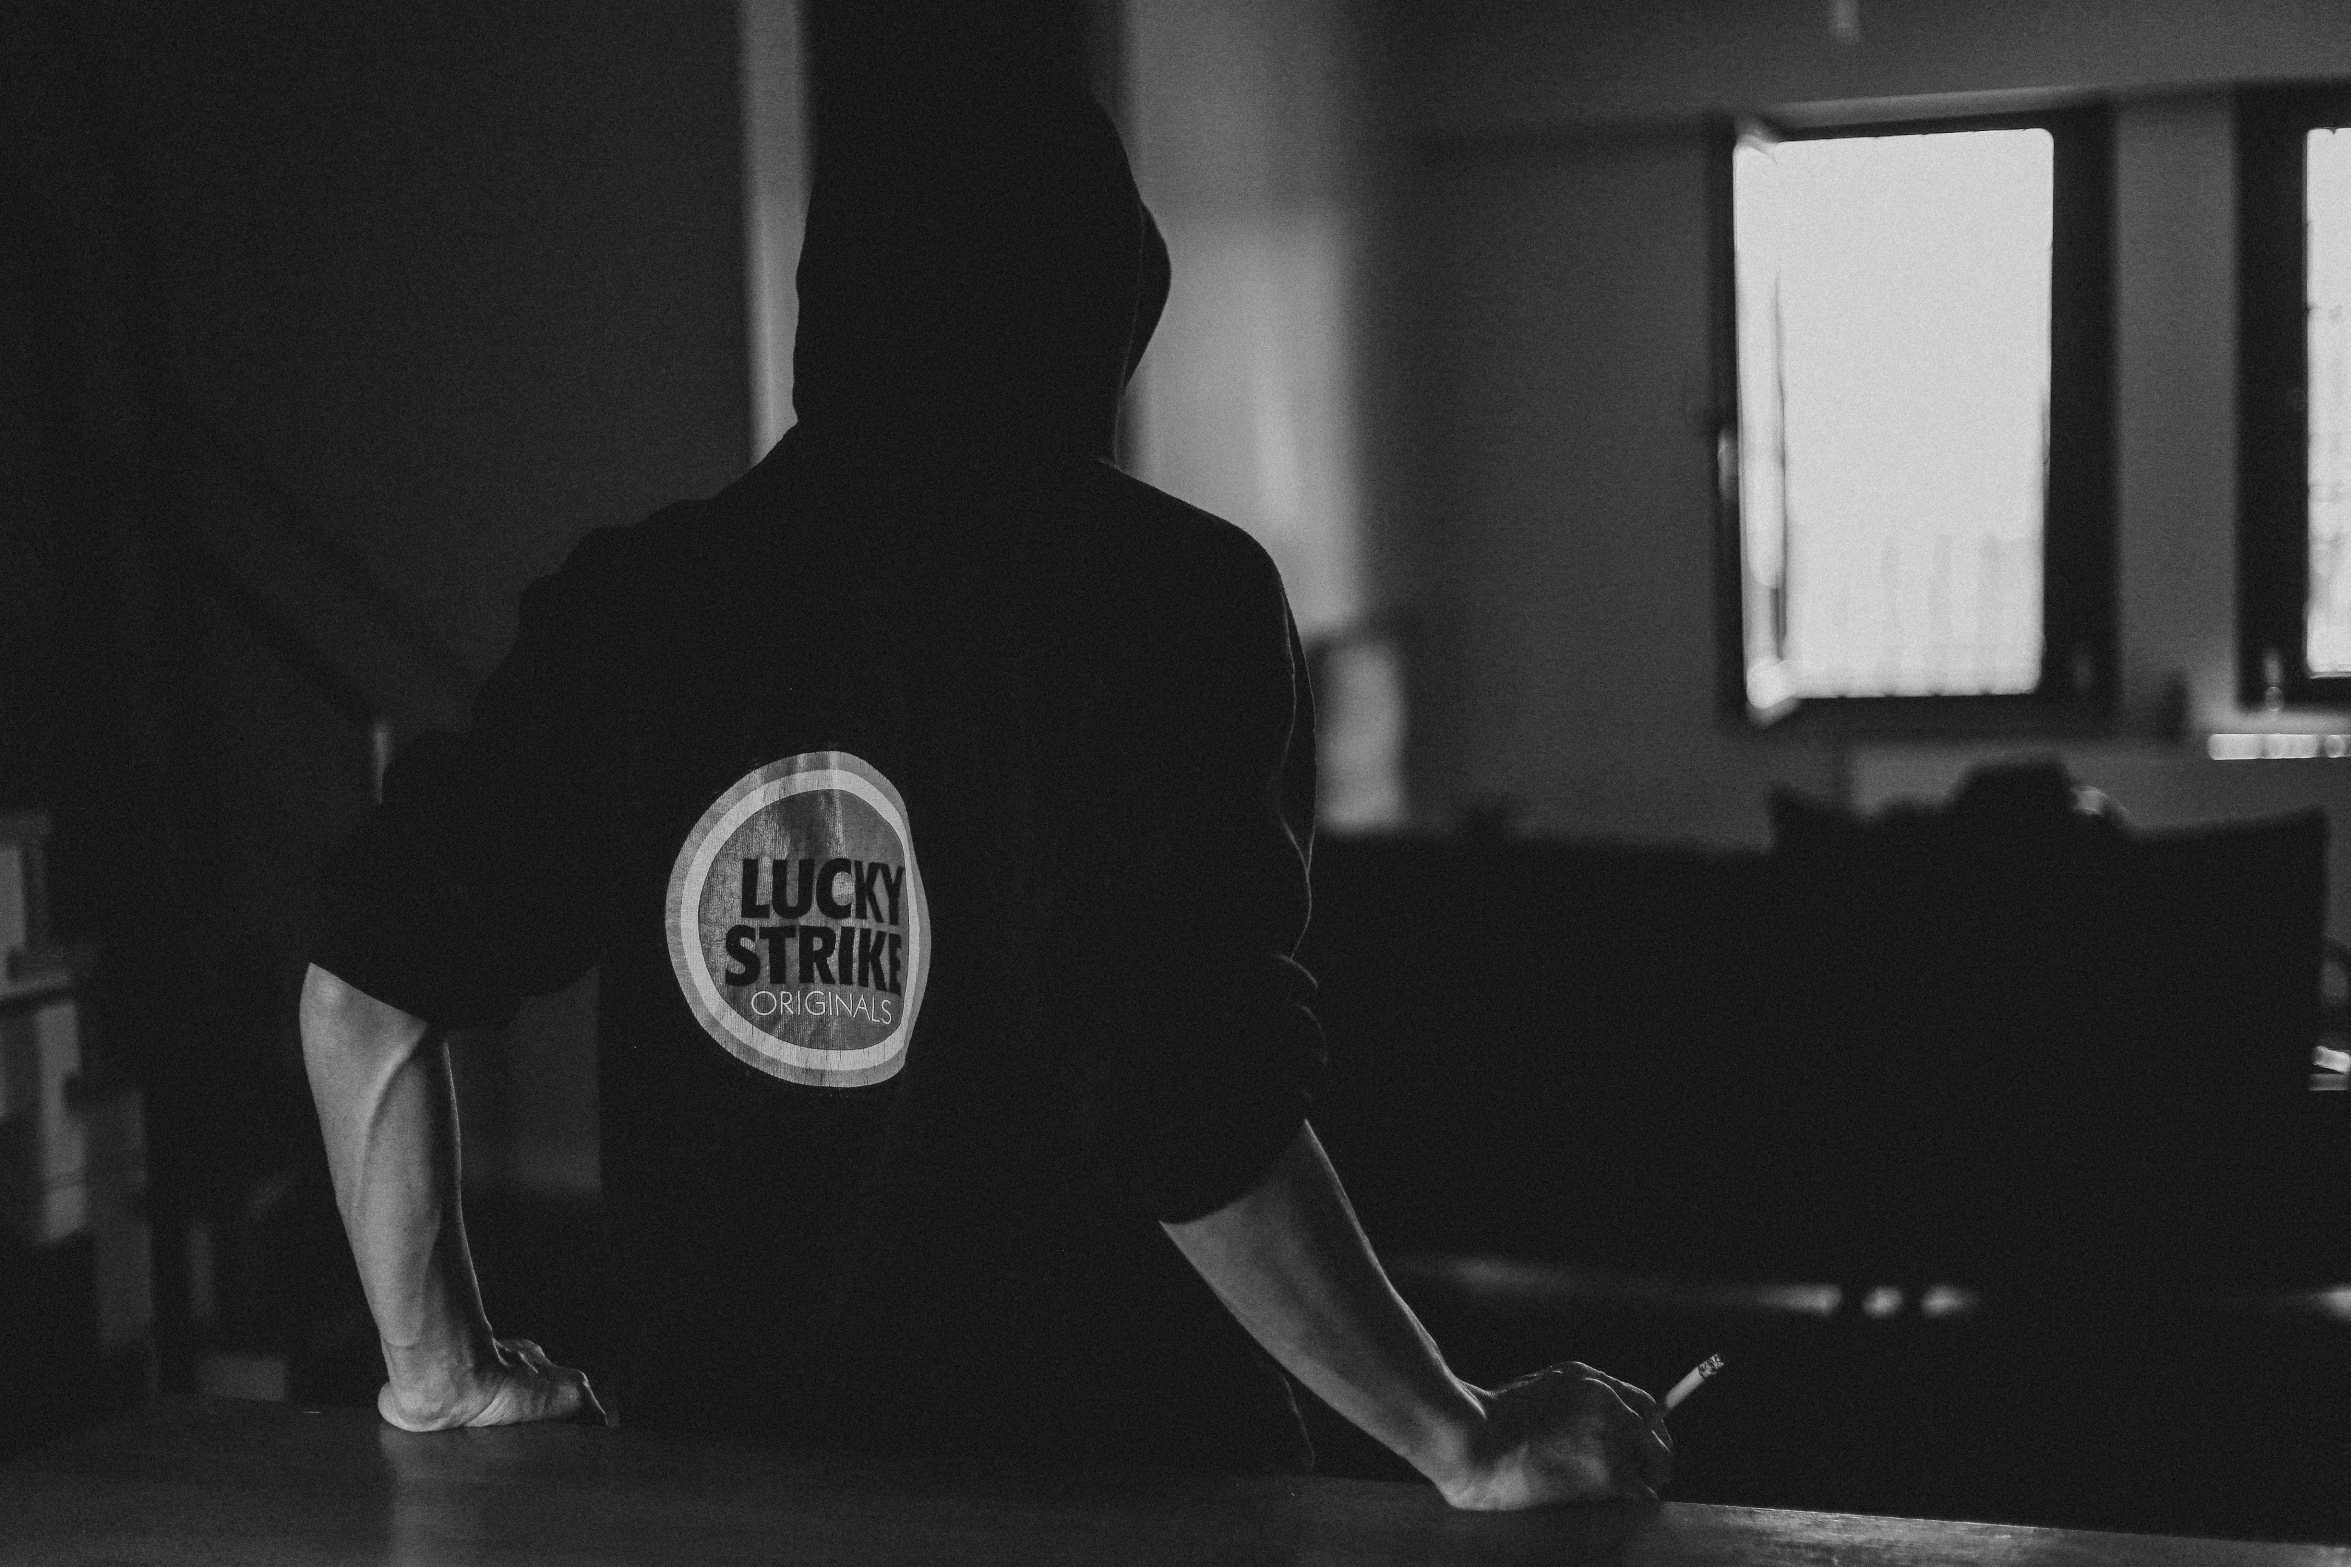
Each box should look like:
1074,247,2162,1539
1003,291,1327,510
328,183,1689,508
1712,103,2116,730
2237,83,2351,710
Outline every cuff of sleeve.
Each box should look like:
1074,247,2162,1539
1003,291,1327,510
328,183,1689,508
305,935,520,1034
310,818,523,1032
1144,1089,1311,1225
1083,997,1327,1224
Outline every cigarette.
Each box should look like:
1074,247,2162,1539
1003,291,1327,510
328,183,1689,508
1662,1353,1724,1412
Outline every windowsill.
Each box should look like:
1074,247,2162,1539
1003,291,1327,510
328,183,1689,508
1737,693,2127,743
2263,679,2351,713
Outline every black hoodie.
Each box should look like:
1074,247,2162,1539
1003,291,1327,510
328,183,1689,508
313,31,1323,1470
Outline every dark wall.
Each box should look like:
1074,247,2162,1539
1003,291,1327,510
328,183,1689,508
0,208,66,812
1,1,759,1385
805,0,1112,133
102,0,754,677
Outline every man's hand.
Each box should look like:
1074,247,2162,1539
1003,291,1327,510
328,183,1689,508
378,1336,608,1432
1439,1362,1672,1511
302,965,608,1437
1163,1127,1674,1512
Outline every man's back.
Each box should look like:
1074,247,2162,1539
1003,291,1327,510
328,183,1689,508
318,434,1325,1467
300,24,1671,1501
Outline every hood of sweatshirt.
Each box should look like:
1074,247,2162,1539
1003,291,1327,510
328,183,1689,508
789,40,1168,464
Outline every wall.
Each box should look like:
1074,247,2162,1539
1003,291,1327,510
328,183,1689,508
1127,0,1370,638
0,201,66,813
1375,1,2351,852
1391,123,1843,842
2112,91,2239,735
1126,0,1422,825
741,0,809,462
88,1,756,1200
104,0,753,680
1400,0,2351,138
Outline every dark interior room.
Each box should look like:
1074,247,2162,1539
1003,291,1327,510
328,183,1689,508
10,1,2351,1561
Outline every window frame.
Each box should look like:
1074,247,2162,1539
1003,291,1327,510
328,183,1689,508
2236,82,2351,711
1708,101,2118,735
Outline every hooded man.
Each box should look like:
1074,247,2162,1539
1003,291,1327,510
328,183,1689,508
301,21,1669,1507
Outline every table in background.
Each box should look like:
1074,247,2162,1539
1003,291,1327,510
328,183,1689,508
2,1399,2343,1566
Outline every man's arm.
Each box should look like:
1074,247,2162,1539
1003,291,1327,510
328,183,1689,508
1162,1123,1669,1510
299,963,601,1429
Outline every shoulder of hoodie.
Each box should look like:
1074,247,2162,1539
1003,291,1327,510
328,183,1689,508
511,456,1294,647
498,489,738,673
515,459,794,609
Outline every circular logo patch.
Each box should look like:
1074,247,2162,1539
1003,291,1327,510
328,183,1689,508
665,752,930,1088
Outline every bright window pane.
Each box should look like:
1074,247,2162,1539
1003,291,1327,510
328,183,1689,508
2307,128,2351,674
1734,128,2052,703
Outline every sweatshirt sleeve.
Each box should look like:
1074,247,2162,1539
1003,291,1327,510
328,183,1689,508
309,527,638,1030
1067,531,1327,1223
